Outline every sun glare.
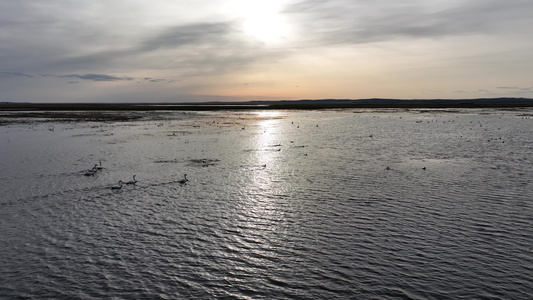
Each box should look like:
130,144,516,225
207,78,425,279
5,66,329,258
257,111,283,119
230,1,291,43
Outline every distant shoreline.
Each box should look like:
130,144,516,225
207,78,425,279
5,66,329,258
2,98,533,112
2,98,533,125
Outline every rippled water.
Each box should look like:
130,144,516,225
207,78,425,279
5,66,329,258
1,109,532,299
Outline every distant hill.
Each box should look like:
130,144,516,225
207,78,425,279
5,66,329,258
183,97,533,109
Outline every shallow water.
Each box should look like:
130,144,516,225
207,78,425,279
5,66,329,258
1,109,532,299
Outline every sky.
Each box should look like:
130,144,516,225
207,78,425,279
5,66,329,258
1,0,533,103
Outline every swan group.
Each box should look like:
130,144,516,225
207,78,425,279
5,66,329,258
85,160,191,191
107,174,189,191
110,175,137,191
84,161,105,176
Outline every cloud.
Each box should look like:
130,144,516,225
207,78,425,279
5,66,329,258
47,20,280,78
3,71,177,84
39,73,134,82
497,86,521,90
139,22,235,51
0,71,33,78
143,78,176,83
61,74,134,82
497,86,532,91
284,0,533,46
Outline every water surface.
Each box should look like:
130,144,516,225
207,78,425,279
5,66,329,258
1,109,532,299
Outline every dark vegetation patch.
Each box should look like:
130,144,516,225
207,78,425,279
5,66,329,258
0,111,143,124
154,159,180,164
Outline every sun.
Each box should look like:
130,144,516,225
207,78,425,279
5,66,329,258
243,14,287,43
230,0,291,43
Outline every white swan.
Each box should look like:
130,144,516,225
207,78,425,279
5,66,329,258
111,180,124,190
125,175,137,185
84,165,98,176
178,174,188,184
